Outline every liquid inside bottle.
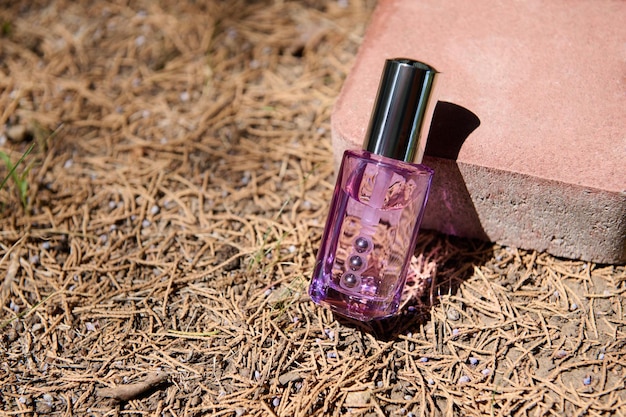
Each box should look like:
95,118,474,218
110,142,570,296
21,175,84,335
309,149,433,321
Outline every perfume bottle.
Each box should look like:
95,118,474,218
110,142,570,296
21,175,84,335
309,58,438,321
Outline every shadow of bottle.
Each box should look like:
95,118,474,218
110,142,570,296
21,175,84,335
421,101,487,241
335,231,494,340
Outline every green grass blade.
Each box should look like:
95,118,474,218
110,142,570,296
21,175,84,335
0,141,35,192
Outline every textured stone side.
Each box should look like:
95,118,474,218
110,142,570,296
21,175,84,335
421,157,626,264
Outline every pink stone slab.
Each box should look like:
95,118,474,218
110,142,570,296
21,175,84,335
332,0,626,263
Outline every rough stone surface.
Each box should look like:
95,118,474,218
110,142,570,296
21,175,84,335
332,0,626,263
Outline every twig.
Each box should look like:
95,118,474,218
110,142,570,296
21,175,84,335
96,372,169,402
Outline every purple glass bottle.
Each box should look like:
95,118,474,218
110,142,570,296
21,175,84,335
310,58,438,321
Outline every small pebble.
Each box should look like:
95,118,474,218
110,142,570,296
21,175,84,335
570,302,578,311
9,301,20,313
407,413,415,417
598,352,605,360
419,357,429,363
404,394,413,400
141,219,151,228
29,255,40,265
376,381,383,388
555,350,568,359
469,357,479,365
6,124,26,142
427,378,435,385
64,159,73,169
458,375,471,384
327,351,337,359
42,241,51,250
150,205,160,215
452,328,460,337
272,397,280,407
481,368,492,376
180,91,190,102
447,308,460,321
263,288,272,297
135,35,146,47
583,375,592,386
85,322,97,332
324,328,335,340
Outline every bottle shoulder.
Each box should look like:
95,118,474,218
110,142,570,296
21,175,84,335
343,149,434,175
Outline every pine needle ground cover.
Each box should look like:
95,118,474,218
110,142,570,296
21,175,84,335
0,1,624,416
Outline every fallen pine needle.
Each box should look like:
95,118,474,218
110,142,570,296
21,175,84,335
165,329,219,339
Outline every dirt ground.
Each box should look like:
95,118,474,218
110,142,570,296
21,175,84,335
0,1,624,416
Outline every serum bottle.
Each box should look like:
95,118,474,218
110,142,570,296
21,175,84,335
309,58,438,321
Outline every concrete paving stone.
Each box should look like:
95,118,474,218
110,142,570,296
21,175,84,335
331,0,626,263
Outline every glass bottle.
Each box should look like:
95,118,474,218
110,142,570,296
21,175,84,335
309,58,438,321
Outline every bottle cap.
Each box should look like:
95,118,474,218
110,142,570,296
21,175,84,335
363,58,438,163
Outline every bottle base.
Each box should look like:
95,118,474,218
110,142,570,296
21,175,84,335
309,282,400,322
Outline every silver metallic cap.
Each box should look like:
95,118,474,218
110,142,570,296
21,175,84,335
363,58,438,163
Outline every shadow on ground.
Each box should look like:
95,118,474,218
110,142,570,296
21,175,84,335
334,232,495,341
